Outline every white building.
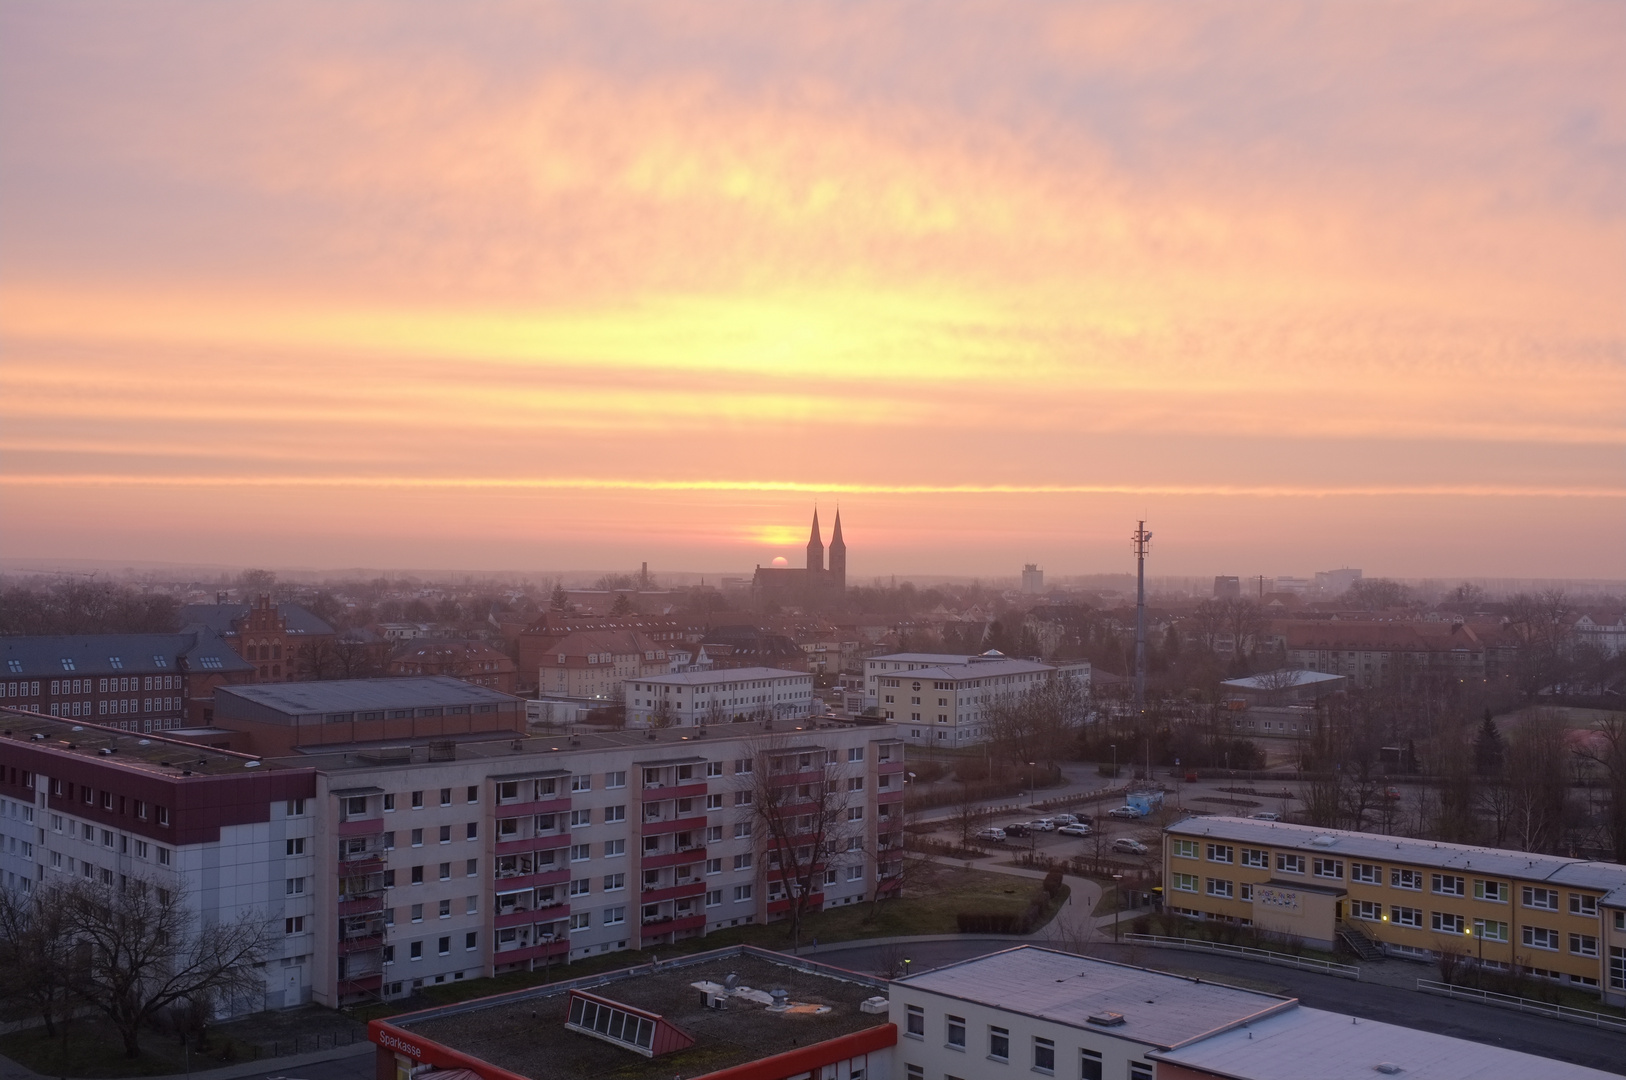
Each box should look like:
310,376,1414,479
867,653,1090,747
1021,564,1045,594
624,667,816,728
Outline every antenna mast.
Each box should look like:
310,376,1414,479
1132,520,1152,717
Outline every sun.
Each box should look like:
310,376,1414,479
771,556,789,567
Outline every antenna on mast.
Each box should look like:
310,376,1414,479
1132,521,1152,717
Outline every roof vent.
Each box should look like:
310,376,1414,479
1086,1011,1126,1027
1373,1064,1403,1075
1311,834,1337,847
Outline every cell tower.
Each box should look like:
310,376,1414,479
1132,520,1152,716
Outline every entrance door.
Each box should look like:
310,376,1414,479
284,966,302,1007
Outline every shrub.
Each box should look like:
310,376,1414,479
1042,869,1064,898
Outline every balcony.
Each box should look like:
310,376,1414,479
338,817,385,837
492,866,569,891
495,907,560,930
640,913,705,940
337,934,384,955
877,758,905,774
338,855,385,875
495,796,572,817
495,832,570,857
641,815,707,837
767,892,822,915
640,848,705,871
639,880,707,905
646,781,707,801
338,894,385,916
495,939,569,964
876,788,904,804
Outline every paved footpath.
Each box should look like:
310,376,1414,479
0,1037,373,1080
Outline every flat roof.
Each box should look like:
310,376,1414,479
1150,1005,1616,1079
216,677,517,716
1167,816,1626,891
1220,670,1342,690
896,946,1296,1051
634,667,814,686
0,708,267,778
396,950,888,1080
877,659,1054,682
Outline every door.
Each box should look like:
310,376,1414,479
284,966,302,1007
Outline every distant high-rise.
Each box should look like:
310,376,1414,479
1213,575,1241,599
1315,567,1362,595
1021,564,1044,594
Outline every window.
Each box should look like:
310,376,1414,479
1276,853,1305,875
1473,918,1508,942
439,898,451,918
1351,899,1382,921
569,911,591,932
735,790,753,806
285,838,305,856
1314,858,1343,879
604,906,625,925
605,804,626,823
733,884,752,902
705,857,722,875
284,916,304,934
988,1025,1009,1062
1522,886,1559,911
570,809,592,827
437,936,450,955
734,758,753,775
411,866,424,885
467,785,479,803
411,828,425,847
285,877,305,895
1523,925,1558,951
1431,874,1464,896
410,942,422,961
1206,843,1233,864
1390,905,1422,928
905,1004,924,1038
571,774,592,792
570,878,591,897
1241,848,1268,868
1172,839,1197,859
570,844,590,862
603,873,625,891
1571,893,1599,917
706,794,724,810
467,858,478,876
411,791,424,809
946,1015,965,1050
1172,873,1198,893
734,821,752,839
466,931,478,950
1391,868,1422,891
1611,946,1626,992
1431,911,1464,934
705,889,722,907
1130,1064,1152,1080
466,822,478,840
1570,933,1599,957
604,839,626,857
734,853,753,871
1206,878,1233,899
1080,1049,1103,1080
438,825,452,844
1473,879,1505,902
1032,1036,1054,1073
439,788,452,806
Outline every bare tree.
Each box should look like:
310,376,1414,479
953,781,992,847
61,877,269,1057
986,675,1086,772
745,740,856,953
0,883,76,1035
1576,713,1626,862
1505,709,1572,852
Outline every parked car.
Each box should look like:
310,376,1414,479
1029,818,1058,831
1058,823,1093,837
975,827,1007,842
1112,838,1149,855
1106,806,1142,820
1250,811,1281,821
1051,813,1079,826
1003,822,1032,838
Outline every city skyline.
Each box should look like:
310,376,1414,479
2,3,1622,577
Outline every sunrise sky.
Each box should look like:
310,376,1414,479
1,2,1621,579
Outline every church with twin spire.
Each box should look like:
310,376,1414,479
749,509,847,611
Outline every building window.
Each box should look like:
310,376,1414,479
571,774,592,793
1240,848,1268,869
1351,900,1382,921
1570,933,1599,957
1080,1049,1103,1080
1206,878,1233,899
1522,925,1559,951
409,942,422,960
1130,1064,1152,1080
1473,879,1505,902
1276,853,1305,875
1522,886,1559,911
1610,947,1626,992
733,884,752,902
1032,1036,1055,1073
1172,839,1197,859
286,838,305,856
411,791,424,809
1473,918,1508,942
285,877,305,895
1390,906,1422,928
1314,858,1343,880
905,1005,923,1038
987,1025,1009,1062
1571,893,1599,917
1391,868,1422,891
1172,873,1198,893
604,839,625,857
1431,911,1464,934
284,917,304,934
605,805,626,823
1431,874,1465,896
946,1015,965,1050
1206,844,1233,864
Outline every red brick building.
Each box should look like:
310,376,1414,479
388,640,518,694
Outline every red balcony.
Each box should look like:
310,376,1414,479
338,934,383,955
495,833,570,857
496,797,572,817
643,781,708,801
639,880,706,905
767,892,823,915
495,939,569,964
877,759,905,775
495,907,563,930
769,768,824,786
338,895,384,916
640,913,705,940
641,849,705,871
337,973,383,994
339,817,385,837
641,815,708,837
492,867,569,891
877,788,904,804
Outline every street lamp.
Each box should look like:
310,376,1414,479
1110,743,1117,780
1112,873,1125,942
1026,761,1037,808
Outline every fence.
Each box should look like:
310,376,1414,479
1415,979,1626,1032
254,1028,365,1058
1122,934,1361,980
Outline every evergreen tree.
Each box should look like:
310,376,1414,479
1473,710,1505,777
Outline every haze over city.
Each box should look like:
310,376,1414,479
2,2,1622,578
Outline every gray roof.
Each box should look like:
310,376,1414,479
1167,816,1626,891
215,676,516,717
1220,670,1342,690
1150,1004,1616,1079
0,631,253,678
897,946,1295,1050
635,667,813,686
881,658,1054,683
179,602,335,637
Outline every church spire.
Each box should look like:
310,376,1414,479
806,507,825,572
828,508,846,591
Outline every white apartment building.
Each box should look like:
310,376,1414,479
624,667,815,728
865,653,1090,747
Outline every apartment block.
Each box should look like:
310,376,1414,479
865,652,1089,747
624,667,815,727
1163,817,1626,1004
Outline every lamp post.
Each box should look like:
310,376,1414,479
1113,873,1125,942
1026,761,1037,808
1110,743,1117,780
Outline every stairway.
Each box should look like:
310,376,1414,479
1337,921,1385,962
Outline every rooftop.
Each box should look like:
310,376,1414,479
897,946,1296,1050
0,630,251,677
881,658,1055,682
1151,1005,1617,1079
637,667,814,686
0,708,266,777
1167,816,1626,891
393,949,888,1080
215,676,518,716
1220,670,1343,691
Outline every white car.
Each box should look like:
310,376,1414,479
1058,823,1092,837
1051,813,1079,826
1111,838,1149,855
1250,812,1281,822
1106,806,1142,820
975,827,1007,842
1030,818,1058,831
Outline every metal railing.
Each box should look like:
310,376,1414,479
1416,979,1626,1032
1122,933,1360,979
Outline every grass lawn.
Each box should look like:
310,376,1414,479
0,1014,267,1077
356,863,1064,1022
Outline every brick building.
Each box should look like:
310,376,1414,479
180,594,337,682
388,640,518,694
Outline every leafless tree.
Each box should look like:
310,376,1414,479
0,882,76,1035
986,675,1087,772
1505,709,1572,852
61,876,269,1057
1576,713,1626,861
953,782,992,847
650,698,675,729
744,739,856,953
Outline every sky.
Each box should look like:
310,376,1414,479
1,1,1622,580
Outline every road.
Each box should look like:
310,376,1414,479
815,938,1626,1075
